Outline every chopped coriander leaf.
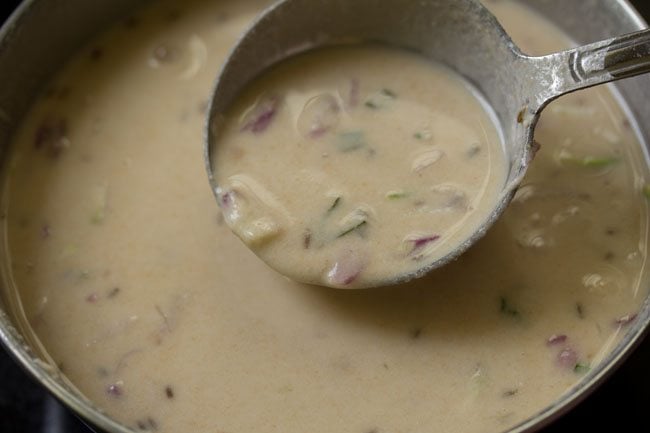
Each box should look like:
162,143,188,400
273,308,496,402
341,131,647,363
337,220,367,238
467,144,482,158
413,130,433,141
328,197,342,212
364,88,397,109
364,101,379,110
336,131,367,152
499,296,520,318
574,363,590,374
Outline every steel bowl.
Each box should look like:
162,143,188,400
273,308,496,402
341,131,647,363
0,0,648,432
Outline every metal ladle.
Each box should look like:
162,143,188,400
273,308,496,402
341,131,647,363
205,0,650,288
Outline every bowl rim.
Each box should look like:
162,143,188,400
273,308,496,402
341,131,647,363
0,1,648,433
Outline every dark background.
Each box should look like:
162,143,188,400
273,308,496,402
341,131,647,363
1,1,649,432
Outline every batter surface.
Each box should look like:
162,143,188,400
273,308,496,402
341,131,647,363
3,0,648,432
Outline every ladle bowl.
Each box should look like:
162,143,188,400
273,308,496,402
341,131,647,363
205,0,650,287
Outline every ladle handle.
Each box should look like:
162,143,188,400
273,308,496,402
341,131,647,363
530,28,650,111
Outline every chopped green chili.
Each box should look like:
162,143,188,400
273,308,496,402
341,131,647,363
386,190,409,200
561,155,619,168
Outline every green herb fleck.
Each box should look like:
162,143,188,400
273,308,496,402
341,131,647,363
337,220,367,238
337,131,367,152
576,302,585,319
467,144,482,158
499,296,520,318
560,154,619,168
364,88,397,110
413,131,431,141
643,184,650,199
90,184,108,225
90,208,105,225
364,101,379,110
574,362,590,374
386,190,409,200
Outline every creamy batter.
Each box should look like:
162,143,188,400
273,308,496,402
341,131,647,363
3,0,648,432
212,46,505,288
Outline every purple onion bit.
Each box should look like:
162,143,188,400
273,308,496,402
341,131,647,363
546,334,568,346
348,78,360,108
106,382,123,398
556,347,578,369
34,119,64,148
40,224,51,240
34,117,69,158
309,123,335,139
34,118,69,159
407,235,441,258
241,96,280,134
413,235,441,249
218,190,233,209
614,313,637,327
326,250,366,287
307,98,340,138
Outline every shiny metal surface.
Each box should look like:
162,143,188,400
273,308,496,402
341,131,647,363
0,1,648,432
205,0,650,288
